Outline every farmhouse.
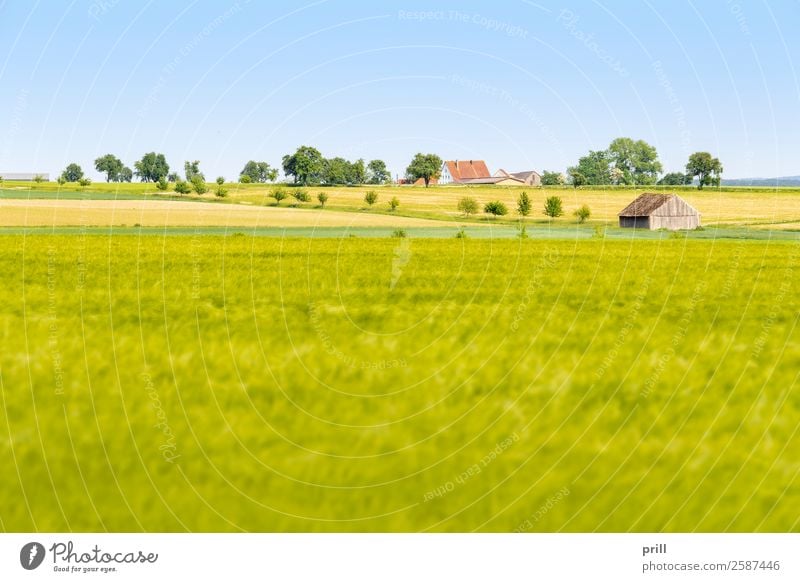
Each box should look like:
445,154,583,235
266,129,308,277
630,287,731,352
494,169,542,186
438,160,540,186
618,193,700,230
439,160,492,184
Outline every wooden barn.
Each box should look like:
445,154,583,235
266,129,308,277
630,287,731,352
618,193,700,230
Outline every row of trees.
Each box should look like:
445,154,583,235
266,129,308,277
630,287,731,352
59,149,447,189
280,146,390,185
550,138,723,190
567,138,663,187
56,150,392,187
56,143,724,191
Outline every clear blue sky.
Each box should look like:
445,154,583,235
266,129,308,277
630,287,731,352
1,0,798,180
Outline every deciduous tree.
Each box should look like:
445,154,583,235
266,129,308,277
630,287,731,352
134,152,169,182
60,163,84,182
94,154,124,182
282,146,324,185
405,153,442,187
685,152,723,189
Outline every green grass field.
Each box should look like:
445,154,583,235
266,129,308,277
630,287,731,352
1,235,798,532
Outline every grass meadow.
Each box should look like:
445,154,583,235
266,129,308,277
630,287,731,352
1,235,798,532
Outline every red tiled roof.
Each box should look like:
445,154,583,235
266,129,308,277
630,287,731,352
446,160,491,181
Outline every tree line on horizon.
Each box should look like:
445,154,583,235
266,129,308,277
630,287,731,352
51,140,723,191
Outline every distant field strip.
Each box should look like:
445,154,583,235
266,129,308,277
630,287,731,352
2,185,800,228
0,199,449,228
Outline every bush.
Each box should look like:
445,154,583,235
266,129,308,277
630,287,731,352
317,192,329,208
573,204,591,223
239,174,252,184
191,176,208,194
174,180,192,195
156,178,169,191
391,228,407,238
484,200,508,217
216,176,225,186
215,186,228,198
292,189,311,203
78,178,92,187
516,191,531,216
457,196,479,217
543,196,564,219
455,228,467,239
272,188,287,204
57,176,67,186
388,196,400,211
364,190,378,207
33,174,44,183
541,170,564,186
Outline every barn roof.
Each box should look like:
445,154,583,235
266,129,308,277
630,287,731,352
618,193,674,217
445,160,491,181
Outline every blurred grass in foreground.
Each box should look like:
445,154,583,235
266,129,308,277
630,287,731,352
0,235,798,532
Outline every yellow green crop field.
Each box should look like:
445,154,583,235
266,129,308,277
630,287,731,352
1,235,798,532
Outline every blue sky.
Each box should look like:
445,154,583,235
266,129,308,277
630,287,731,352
1,0,798,180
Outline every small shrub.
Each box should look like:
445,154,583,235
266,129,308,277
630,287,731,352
317,192,329,208
455,228,467,239
457,196,479,217
388,196,400,211
391,228,407,238
239,174,252,184
57,176,67,186
174,180,192,195
191,176,208,194
272,187,287,204
483,200,508,217
543,195,564,219
216,176,225,186
517,223,529,239
78,177,92,187
517,191,531,216
573,204,591,223
292,189,311,203
364,190,378,207
215,186,228,198
593,225,606,239
156,178,169,191
33,174,44,183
